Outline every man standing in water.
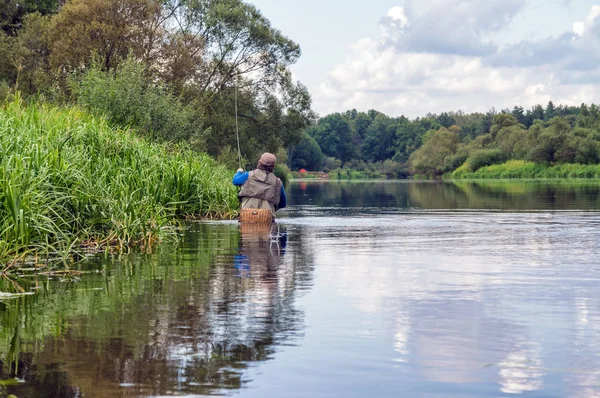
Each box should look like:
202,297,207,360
232,152,287,214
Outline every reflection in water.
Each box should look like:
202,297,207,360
289,179,600,212
498,345,543,394
2,181,600,397
1,222,313,397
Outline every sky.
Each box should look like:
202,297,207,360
249,0,600,118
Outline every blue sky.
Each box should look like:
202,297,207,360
249,0,600,117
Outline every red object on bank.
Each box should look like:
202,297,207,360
299,168,307,173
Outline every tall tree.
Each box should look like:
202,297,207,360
1,0,59,35
309,114,356,164
511,106,525,125
545,101,556,120
49,0,161,72
409,128,459,176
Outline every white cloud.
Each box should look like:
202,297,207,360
314,2,600,118
386,6,408,26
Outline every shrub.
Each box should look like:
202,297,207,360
72,57,197,143
274,164,291,186
449,160,600,179
466,149,507,171
443,152,468,173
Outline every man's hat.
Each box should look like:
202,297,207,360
259,152,276,167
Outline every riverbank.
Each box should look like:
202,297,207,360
290,169,389,180
0,99,238,271
448,160,600,179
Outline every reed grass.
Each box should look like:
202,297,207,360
0,96,239,270
450,160,600,179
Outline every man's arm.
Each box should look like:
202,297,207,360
232,170,249,186
278,186,287,209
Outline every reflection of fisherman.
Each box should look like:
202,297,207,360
232,152,287,215
234,225,287,279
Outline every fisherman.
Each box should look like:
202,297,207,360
232,152,287,215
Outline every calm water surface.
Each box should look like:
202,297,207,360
2,180,600,397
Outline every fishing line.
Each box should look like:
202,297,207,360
235,75,242,169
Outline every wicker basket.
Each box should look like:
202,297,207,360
239,208,273,224
240,222,272,236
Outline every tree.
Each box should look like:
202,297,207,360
527,117,571,163
162,0,301,98
0,0,59,35
0,13,53,94
49,0,313,163
290,134,324,171
49,0,161,72
409,128,459,177
437,112,455,128
530,104,545,122
511,106,525,125
393,119,426,163
361,114,396,163
309,114,356,164
545,101,556,121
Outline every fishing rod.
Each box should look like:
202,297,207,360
235,74,243,170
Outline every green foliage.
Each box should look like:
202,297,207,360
451,160,600,179
274,164,291,187
362,114,397,162
0,0,58,35
290,133,323,171
466,149,507,171
0,80,10,102
409,128,459,177
302,100,597,180
443,152,469,173
378,159,408,178
322,157,342,173
0,98,238,268
0,0,313,169
309,113,356,163
72,57,197,143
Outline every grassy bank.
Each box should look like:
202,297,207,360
330,168,386,180
0,98,238,270
449,160,600,179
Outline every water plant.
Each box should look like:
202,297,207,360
0,96,239,270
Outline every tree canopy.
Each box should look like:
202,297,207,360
0,0,313,167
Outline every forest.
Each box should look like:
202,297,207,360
291,103,600,179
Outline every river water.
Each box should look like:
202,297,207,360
2,180,600,397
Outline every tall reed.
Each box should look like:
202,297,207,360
0,97,239,269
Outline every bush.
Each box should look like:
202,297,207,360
290,133,323,171
443,152,468,173
274,164,291,186
322,157,341,172
449,160,600,179
377,159,409,178
466,149,507,171
72,57,197,143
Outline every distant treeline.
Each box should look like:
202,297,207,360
0,0,313,168
290,102,600,179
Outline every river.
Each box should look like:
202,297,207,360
2,180,600,397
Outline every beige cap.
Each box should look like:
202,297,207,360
259,152,276,167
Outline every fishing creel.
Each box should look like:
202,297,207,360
239,208,273,224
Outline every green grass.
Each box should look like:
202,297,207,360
0,96,238,270
449,160,600,179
